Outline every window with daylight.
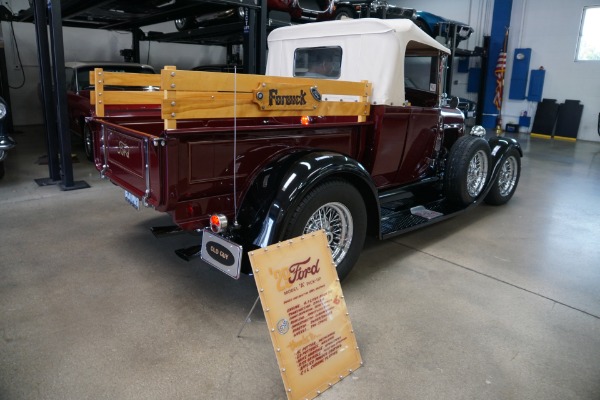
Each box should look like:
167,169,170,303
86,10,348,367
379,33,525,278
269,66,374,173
576,6,600,61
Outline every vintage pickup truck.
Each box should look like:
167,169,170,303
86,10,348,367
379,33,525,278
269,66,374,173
89,18,522,280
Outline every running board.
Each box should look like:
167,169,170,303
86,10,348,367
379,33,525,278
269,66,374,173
380,198,468,239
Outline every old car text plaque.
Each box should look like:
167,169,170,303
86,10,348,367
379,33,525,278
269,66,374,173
249,230,362,400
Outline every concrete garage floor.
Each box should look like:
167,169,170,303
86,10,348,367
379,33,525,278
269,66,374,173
1,126,599,400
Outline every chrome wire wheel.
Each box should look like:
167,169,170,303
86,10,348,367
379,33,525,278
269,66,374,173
302,202,353,266
497,156,518,196
284,179,366,280
466,149,489,197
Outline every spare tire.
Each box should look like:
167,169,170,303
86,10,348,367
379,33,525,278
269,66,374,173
444,135,491,205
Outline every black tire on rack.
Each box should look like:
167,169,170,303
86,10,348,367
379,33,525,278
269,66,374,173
335,7,355,20
174,17,196,31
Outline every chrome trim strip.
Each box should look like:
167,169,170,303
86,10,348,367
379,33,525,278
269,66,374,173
100,124,109,178
142,138,151,207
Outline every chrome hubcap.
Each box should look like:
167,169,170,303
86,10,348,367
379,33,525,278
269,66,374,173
498,156,518,196
303,202,353,266
467,149,489,197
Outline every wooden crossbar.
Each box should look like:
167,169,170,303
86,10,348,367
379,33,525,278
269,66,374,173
91,68,162,117
90,91,162,105
91,66,372,129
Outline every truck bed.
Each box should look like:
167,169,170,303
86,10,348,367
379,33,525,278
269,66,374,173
92,115,370,231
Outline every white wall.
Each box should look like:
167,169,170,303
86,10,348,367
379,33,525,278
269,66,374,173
2,0,598,141
1,22,134,125
0,11,225,126
503,0,599,142
374,0,600,142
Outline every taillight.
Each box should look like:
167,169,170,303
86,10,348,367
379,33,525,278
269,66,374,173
210,214,228,233
301,116,312,125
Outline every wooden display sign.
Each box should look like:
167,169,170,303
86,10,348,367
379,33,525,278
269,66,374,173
249,230,362,400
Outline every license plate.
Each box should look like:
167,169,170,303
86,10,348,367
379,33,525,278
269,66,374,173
201,229,243,279
124,190,140,210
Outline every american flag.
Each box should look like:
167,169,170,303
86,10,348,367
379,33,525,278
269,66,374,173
493,51,507,110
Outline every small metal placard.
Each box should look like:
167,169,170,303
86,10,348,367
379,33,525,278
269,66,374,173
201,229,243,279
253,83,320,111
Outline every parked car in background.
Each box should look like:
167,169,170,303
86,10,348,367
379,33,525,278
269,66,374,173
333,0,415,20
0,96,15,179
174,0,334,30
457,97,477,119
65,62,157,161
414,10,474,45
456,97,477,126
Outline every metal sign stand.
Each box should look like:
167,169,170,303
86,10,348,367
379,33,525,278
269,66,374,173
236,295,262,338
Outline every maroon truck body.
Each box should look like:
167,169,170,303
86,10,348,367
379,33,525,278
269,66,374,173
89,19,522,279
91,92,521,280
91,105,463,231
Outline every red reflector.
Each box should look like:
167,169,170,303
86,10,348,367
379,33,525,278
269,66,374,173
210,214,228,233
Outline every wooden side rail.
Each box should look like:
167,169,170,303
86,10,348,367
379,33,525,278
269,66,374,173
91,66,372,129
90,68,162,117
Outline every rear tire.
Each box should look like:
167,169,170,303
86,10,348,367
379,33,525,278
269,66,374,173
444,136,491,205
484,148,521,205
282,180,366,281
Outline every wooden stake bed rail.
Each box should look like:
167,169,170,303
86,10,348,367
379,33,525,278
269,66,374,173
91,66,372,129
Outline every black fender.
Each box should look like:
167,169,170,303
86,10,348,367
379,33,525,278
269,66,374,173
235,150,378,253
485,136,523,191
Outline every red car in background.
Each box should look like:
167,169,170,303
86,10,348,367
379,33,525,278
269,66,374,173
65,62,157,161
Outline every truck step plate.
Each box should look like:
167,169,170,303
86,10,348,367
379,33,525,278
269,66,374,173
380,199,465,239
200,230,243,279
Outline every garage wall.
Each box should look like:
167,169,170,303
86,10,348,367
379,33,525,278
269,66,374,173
371,0,600,142
2,0,598,141
1,22,131,126
0,6,225,126
390,0,495,119
503,0,600,142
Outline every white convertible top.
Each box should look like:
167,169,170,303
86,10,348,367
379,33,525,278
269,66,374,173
267,18,450,106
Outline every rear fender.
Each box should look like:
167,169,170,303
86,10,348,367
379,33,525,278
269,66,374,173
236,151,378,251
486,136,522,186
